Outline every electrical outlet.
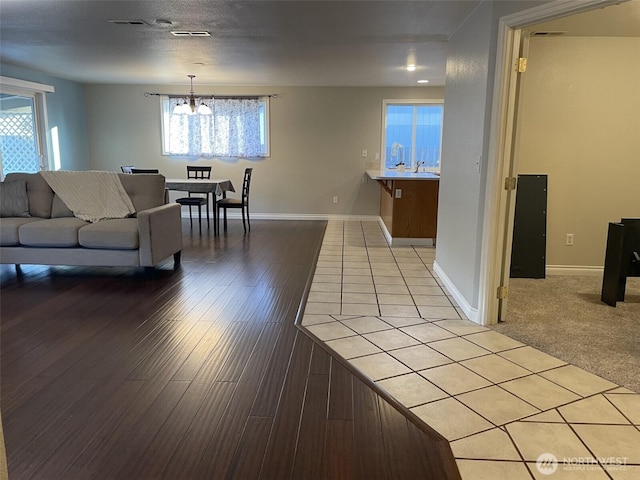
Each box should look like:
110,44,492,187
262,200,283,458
565,233,574,246
395,189,402,199
362,149,368,158
333,196,338,204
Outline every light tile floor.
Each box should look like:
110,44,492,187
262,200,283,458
299,220,640,480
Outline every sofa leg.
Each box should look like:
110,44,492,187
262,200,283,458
174,251,182,266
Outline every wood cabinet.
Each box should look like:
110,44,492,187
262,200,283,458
378,179,439,239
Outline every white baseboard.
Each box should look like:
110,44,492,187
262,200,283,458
377,217,435,246
433,260,480,325
546,265,603,276
250,213,380,222
180,212,380,222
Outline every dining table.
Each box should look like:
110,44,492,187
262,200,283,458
165,178,235,234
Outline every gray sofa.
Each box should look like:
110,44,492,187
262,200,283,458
0,172,182,268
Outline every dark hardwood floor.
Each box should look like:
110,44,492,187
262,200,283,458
1,220,459,480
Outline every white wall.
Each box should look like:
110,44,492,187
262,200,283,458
84,84,444,216
515,36,640,268
436,1,494,309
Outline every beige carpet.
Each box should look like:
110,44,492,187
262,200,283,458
493,275,640,393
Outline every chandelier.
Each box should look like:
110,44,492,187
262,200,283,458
173,75,212,115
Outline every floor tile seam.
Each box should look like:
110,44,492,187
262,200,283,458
419,357,613,415
535,366,620,399
560,398,640,433
500,424,533,468
450,386,543,426
448,423,514,447
408,396,501,439
562,420,638,427
454,458,531,463
561,419,624,475
449,400,638,467
497,425,585,474
601,390,640,428
500,413,640,469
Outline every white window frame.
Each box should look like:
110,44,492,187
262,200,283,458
159,95,270,158
0,76,54,176
380,98,444,172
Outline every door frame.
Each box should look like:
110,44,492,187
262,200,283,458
478,0,625,325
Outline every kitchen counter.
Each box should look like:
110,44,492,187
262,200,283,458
366,169,440,180
366,169,440,245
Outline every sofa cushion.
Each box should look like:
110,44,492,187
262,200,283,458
0,217,45,246
0,179,31,217
78,218,139,249
4,172,53,218
18,217,89,247
51,194,74,218
118,173,166,213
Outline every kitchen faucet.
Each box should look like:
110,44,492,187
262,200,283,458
414,161,424,173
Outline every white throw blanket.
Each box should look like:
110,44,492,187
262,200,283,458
40,170,136,222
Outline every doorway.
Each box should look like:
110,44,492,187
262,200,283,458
480,0,637,325
483,0,640,391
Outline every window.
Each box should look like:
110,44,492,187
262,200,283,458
382,100,443,171
161,96,269,158
0,77,53,177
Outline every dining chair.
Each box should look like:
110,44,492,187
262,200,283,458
120,165,134,174
175,165,213,234
130,168,159,174
216,167,252,233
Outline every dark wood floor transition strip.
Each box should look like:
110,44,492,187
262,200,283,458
1,219,459,480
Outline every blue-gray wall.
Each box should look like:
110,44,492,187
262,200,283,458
0,63,90,171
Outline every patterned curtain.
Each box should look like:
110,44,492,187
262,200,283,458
212,99,263,157
166,97,262,158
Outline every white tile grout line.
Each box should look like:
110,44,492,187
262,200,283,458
299,220,640,476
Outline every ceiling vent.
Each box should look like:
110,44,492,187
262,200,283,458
107,19,148,26
531,31,567,36
170,31,211,37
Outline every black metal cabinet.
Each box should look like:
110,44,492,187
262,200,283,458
510,174,548,279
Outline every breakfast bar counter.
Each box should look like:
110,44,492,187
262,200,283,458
366,169,440,245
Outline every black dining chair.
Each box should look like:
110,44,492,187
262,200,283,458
121,165,134,174
175,165,212,234
130,168,159,174
217,168,253,233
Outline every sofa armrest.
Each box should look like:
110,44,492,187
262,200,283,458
137,203,182,267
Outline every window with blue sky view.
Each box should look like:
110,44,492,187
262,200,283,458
383,102,443,171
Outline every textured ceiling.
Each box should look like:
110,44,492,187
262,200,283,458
0,0,637,87
0,0,480,86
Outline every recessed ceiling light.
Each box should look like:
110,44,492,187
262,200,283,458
406,64,416,72
417,79,429,84
170,31,211,37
